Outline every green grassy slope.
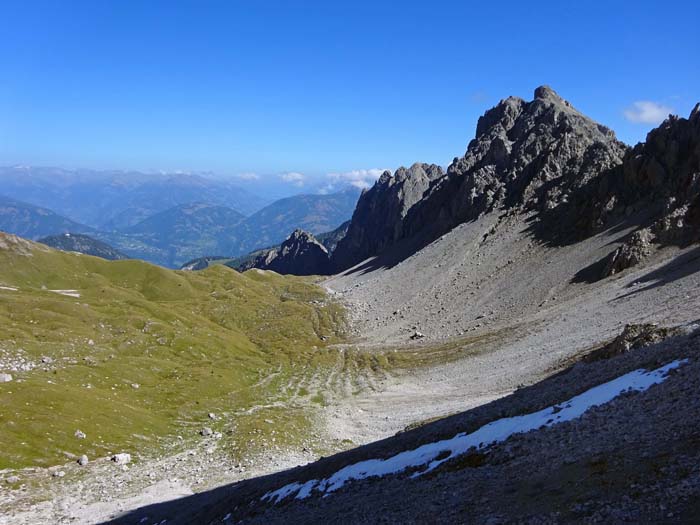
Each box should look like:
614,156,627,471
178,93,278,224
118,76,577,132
0,233,345,470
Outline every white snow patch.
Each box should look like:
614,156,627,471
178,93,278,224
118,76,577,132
49,289,81,298
262,359,688,503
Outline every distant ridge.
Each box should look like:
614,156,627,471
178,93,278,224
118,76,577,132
0,195,93,239
38,233,128,261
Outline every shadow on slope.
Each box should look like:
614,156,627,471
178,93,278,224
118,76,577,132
104,326,699,525
612,246,700,301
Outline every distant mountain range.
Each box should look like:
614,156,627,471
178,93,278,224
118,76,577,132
0,181,360,267
0,195,94,239
0,166,268,228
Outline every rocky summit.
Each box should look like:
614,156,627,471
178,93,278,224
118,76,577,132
328,87,629,272
240,229,332,275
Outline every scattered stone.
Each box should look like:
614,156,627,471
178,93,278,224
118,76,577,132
410,331,425,340
52,471,65,478
74,429,86,439
585,323,682,363
0,373,13,383
131,383,140,389
111,453,131,465
200,427,213,437
41,356,53,364
601,228,655,277
78,455,89,466
208,412,217,420
88,339,95,346
6,475,20,484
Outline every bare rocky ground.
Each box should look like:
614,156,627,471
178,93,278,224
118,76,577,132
320,214,700,446
206,327,700,525
4,213,700,524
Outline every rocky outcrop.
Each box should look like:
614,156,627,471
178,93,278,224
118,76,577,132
241,88,697,278
241,229,331,276
584,323,682,362
331,163,444,270
404,86,627,239
574,103,700,275
601,228,655,277
330,87,627,271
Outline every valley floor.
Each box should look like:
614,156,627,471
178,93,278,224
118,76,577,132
3,221,700,524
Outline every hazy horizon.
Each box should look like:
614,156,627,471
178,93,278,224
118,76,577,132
1,0,698,195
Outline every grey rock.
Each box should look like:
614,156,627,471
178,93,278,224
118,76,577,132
200,427,213,437
570,102,700,249
332,163,444,270
74,429,86,439
111,453,131,465
78,454,89,466
330,87,628,272
240,229,332,276
407,86,626,237
602,228,655,277
0,373,13,383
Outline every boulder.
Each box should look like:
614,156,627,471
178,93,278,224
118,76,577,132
111,453,131,465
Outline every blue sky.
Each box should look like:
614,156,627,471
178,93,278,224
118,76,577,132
0,0,697,191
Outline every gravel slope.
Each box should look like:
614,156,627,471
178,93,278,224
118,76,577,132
320,213,700,446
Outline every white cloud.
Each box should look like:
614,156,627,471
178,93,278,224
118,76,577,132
321,168,387,193
280,172,305,186
623,101,674,124
236,172,260,181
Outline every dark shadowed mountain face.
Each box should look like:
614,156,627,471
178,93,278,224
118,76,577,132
0,167,267,229
38,233,128,260
238,229,331,276
0,195,94,239
331,163,444,270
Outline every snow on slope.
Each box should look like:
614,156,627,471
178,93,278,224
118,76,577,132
262,359,688,504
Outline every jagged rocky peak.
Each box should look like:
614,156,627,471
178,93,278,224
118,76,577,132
245,229,331,276
440,85,628,220
622,102,700,203
331,163,444,270
534,84,564,102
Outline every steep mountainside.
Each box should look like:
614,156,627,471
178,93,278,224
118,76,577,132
331,86,628,271
100,88,700,525
38,233,128,260
0,195,94,239
0,167,266,228
237,229,331,276
332,164,444,270
560,102,700,275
